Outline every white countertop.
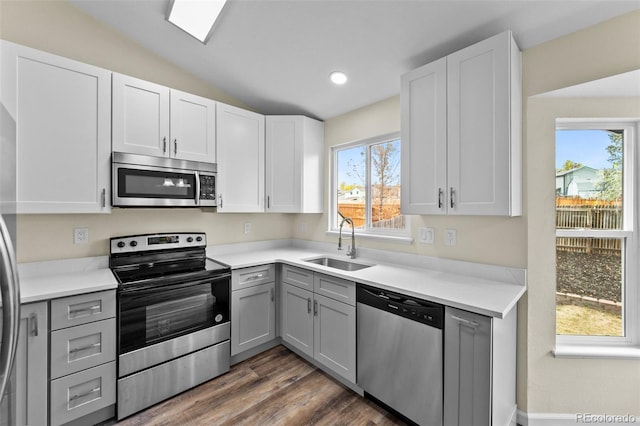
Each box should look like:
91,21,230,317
18,256,118,304
208,242,526,318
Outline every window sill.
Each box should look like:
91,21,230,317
552,345,640,360
325,230,414,245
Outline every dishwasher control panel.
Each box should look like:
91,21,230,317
356,284,444,329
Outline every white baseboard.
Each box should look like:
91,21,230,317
518,409,639,425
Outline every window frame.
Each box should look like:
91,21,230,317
329,132,410,240
554,120,639,353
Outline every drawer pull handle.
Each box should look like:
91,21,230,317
69,305,101,316
29,313,38,337
451,315,479,328
69,387,101,402
246,273,265,281
69,342,101,354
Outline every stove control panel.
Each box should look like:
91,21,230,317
110,232,206,254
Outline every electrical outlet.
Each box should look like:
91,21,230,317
73,227,89,244
418,227,435,244
445,229,457,246
243,222,251,235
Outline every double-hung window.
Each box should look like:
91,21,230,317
330,133,408,239
554,120,639,356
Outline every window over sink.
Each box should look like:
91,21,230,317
330,132,409,239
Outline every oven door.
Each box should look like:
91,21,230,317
118,275,230,355
113,163,199,207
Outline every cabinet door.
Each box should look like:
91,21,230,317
400,57,447,215
447,31,518,215
231,282,276,356
444,307,492,426
1,41,111,214
216,103,265,212
112,73,170,158
170,89,216,163
265,116,302,212
313,294,356,383
280,283,313,358
10,302,48,426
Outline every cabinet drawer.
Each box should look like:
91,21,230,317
50,361,116,426
232,264,275,290
50,318,116,379
313,273,356,306
51,290,116,330
281,264,314,290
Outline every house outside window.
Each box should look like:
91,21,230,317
555,120,638,351
330,133,408,238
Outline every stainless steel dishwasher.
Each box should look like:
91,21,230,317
357,284,444,426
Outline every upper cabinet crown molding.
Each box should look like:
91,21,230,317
112,73,216,163
265,116,324,213
1,40,112,214
401,30,522,216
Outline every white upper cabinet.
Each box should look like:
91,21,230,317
265,116,324,213
112,73,216,163
216,103,265,212
1,41,111,214
401,30,522,216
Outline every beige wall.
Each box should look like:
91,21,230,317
522,9,640,416
0,0,291,263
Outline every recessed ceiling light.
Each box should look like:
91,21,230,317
330,71,348,85
167,0,227,44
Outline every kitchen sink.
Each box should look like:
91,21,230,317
303,256,373,272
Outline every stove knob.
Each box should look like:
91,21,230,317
187,237,194,243
117,241,125,248
196,236,203,242
130,240,138,247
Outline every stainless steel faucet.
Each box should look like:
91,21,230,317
338,216,357,259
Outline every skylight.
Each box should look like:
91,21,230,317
167,0,227,43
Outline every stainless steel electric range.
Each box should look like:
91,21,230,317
109,232,230,420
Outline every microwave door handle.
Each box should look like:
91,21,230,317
195,172,201,206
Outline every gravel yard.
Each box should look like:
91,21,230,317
556,250,622,302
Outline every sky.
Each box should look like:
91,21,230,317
556,129,616,170
336,140,401,188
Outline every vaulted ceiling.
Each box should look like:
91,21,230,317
71,0,640,120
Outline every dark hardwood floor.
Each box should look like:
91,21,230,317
115,345,406,425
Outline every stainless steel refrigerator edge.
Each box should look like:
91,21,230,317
0,95,22,424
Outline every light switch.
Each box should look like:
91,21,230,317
445,229,457,246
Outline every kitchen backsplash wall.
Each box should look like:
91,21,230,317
17,210,293,263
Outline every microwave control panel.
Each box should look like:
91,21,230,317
199,175,216,201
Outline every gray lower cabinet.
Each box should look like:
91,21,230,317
49,290,117,426
280,265,356,384
444,306,517,426
231,265,277,356
231,282,276,356
10,302,48,426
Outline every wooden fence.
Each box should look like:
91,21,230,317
556,197,622,254
337,202,403,229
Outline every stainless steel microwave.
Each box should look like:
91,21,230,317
112,152,216,207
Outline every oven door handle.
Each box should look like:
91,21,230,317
118,275,230,299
